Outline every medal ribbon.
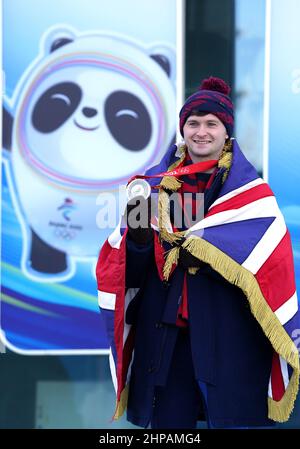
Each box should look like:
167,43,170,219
127,159,218,186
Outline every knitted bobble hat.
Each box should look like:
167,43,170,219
179,76,234,137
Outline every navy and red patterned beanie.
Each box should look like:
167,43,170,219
179,76,234,137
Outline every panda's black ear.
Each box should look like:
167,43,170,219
50,38,73,53
2,105,13,151
150,54,171,77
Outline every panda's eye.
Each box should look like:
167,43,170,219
51,93,72,106
32,82,82,133
105,91,152,151
116,110,138,119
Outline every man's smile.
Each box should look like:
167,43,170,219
192,139,212,144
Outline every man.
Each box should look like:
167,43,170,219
96,77,299,429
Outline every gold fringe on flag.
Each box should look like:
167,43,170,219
268,370,299,422
159,176,183,192
171,236,300,422
158,189,170,231
158,189,175,244
218,139,233,183
113,384,129,420
158,170,185,245
163,246,180,280
159,228,185,245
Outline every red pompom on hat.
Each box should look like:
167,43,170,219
179,76,234,137
199,76,231,96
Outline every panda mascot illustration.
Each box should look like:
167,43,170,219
2,26,176,280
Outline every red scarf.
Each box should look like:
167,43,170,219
175,152,216,327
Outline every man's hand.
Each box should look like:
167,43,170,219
125,195,153,245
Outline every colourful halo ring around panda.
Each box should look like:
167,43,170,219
16,53,169,191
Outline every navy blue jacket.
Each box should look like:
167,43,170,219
125,235,275,428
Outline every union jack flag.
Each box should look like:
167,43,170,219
96,140,299,422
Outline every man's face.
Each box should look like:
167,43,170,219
183,113,228,163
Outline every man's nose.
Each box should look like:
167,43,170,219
194,125,207,135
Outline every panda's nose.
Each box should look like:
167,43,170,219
82,107,98,118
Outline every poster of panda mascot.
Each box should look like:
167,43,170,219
1,25,176,352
